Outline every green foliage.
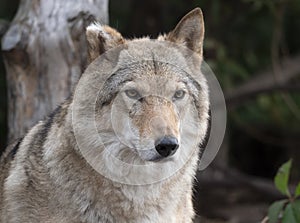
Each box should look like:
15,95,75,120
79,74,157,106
296,183,300,198
268,200,287,223
282,203,299,223
292,200,300,221
267,160,300,223
274,159,292,197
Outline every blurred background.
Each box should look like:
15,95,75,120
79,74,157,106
1,0,300,222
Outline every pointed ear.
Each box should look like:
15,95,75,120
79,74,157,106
166,8,205,56
86,23,125,63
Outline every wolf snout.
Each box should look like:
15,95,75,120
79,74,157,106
155,136,179,157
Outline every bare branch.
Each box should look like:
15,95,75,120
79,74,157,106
225,55,300,109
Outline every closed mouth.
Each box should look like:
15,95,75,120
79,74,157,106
148,155,176,163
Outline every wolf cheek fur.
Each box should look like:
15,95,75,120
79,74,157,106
0,8,209,223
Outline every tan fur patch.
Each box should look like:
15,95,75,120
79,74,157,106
133,96,179,140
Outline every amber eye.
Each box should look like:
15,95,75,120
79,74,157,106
173,90,186,100
125,89,140,99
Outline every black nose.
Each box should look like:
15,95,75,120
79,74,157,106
155,137,179,158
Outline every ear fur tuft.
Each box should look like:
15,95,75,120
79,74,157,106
86,23,125,63
166,8,205,56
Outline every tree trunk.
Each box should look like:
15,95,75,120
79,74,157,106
1,0,108,142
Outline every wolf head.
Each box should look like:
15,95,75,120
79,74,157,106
75,8,209,172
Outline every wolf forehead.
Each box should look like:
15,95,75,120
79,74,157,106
107,60,200,90
94,60,204,110
93,37,206,86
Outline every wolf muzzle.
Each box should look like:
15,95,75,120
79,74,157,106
155,136,179,157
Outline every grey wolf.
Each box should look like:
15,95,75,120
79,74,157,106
0,8,209,223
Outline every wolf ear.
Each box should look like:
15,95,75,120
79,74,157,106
166,8,204,56
86,23,125,63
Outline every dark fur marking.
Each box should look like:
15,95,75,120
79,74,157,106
99,92,118,107
39,105,61,144
151,52,158,75
138,97,145,103
182,74,202,92
23,105,62,189
24,165,30,178
199,108,211,159
24,105,61,158
9,137,24,159
98,70,134,108
98,34,106,55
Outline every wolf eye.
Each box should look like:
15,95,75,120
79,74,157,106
125,89,140,99
173,90,186,100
